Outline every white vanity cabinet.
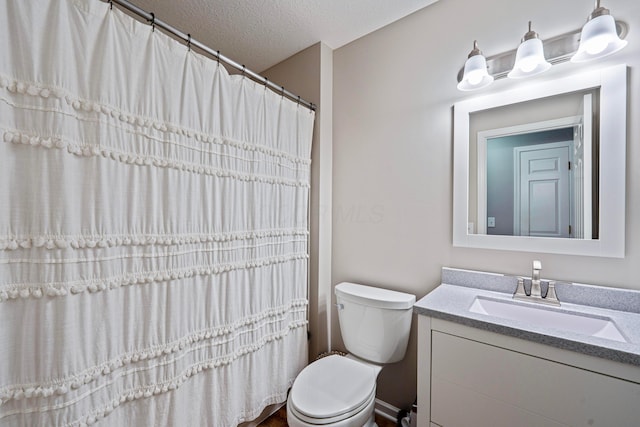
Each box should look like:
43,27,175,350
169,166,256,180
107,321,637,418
417,316,640,427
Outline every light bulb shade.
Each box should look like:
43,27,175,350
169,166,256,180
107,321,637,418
571,14,627,62
508,38,551,79
457,54,493,91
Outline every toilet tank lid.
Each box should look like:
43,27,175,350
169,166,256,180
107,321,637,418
335,282,416,309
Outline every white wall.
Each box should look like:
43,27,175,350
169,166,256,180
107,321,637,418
332,0,640,410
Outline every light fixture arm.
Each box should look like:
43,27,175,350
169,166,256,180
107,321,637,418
467,40,482,58
589,0,610,20
522,21,539,42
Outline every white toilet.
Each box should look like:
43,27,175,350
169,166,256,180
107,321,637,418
287,282,416,427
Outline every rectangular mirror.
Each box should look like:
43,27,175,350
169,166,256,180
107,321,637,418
453,64,627,257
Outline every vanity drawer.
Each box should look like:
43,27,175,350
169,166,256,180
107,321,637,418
430,331,640,427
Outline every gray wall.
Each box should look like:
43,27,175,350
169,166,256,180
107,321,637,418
332,0,640,410
263,43,334,361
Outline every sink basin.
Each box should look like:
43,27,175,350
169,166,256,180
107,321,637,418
469,296,627,343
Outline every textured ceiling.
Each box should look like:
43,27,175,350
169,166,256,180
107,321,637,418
124,0,439,72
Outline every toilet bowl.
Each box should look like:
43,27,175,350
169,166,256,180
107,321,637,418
286,355,381,427
287,282,416,427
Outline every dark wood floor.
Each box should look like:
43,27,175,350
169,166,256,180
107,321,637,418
258,405,396,427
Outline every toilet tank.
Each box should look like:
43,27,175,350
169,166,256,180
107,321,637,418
335,282,416,364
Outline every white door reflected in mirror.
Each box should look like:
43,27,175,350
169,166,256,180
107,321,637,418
515,142,571,237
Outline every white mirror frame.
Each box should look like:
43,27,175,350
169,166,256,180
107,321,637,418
453,64,627,258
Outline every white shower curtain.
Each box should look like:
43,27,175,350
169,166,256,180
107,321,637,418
0,0,313,425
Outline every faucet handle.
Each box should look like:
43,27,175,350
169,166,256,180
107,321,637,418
513,277,527,299
532,260,542,271
545,281,560,305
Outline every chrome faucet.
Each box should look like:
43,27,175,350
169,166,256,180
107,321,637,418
530,260,542,298
513,260,560,306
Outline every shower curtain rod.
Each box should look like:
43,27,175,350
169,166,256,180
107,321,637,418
109,0,316,111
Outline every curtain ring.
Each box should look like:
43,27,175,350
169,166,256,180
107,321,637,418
187,34,191,51
109,0,113,10
241,65,245,78
149,12,155,32
264,77,268,88
281,86,285,98
216,50,220,66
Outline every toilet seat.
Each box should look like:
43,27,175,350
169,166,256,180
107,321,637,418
288,387,376,425
288,355,377,424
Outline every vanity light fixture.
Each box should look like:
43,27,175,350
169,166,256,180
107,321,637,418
457,40,494,91
508,21,551,79
571,0,627,63
456,1,628,91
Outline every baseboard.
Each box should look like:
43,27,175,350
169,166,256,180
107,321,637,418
374,398,400,422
